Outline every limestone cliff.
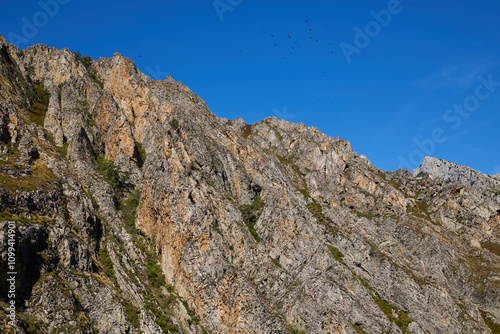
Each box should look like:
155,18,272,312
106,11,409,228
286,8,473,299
414,156,500,191
1,35,500,333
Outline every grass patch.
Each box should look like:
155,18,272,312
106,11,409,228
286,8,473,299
211,219,222,235
353,210,374,219
298,188,309,198
134,236,179,332
181,300,196,317
275,153,311,199
182,300,201,326
407,200,434,223
145,255,166,290
357,276,373,292
415,200,429,213
0,212,55,225
479,309,500,334
462,252,500,293
120,189,140,236
481,242,500,257
271,257,282,268
416,171,428,178
246,218,261,243
241,124,252,138
307,198,337,236
122,299,140,328
276,154,298,166
32,159,56,179
348,267,413,333
98,243,116,284
239,193,265,243
0,159,56,192
97,154,131,192
327,244,345,265
372,294,412,333
264,121,283,141
56,142,69,159
377,172,400,189
135,234,169,290
291,163,301,176
43,129,68,159
151,306,178,333
27,82,50,126
75,52,103,87
307,199,324,223
170,118,179,131
352,322,368,334
135,141,147,167
26,316,46,333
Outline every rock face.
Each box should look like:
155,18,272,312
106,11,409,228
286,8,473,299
414,156,500,191
0,36,500,334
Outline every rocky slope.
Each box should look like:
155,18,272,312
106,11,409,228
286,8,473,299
414,156,500,191
0,35,500,334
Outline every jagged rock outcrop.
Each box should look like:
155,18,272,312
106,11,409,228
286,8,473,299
1,35,500,334
414,156,500,191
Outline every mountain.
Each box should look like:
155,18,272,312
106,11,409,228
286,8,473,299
414,156,500,192
0,35,499,334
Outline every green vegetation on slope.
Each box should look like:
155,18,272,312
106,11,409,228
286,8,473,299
372,294,412,333
479,309,500,334
75,52,103,87
27,82,50,126
0,159,56,192
239,193,265,243
121,189,140,236
241,124,252,138
327,244,345,265
97,154,131,192
135,141,147,167
98,243,117,285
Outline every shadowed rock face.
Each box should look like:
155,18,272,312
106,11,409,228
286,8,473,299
0,35,500,334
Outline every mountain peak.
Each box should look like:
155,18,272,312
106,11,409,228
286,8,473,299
414,156,499,190
1,39,500,334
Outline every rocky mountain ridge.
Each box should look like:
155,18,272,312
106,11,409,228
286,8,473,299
414,156,500,192
0,35,499,333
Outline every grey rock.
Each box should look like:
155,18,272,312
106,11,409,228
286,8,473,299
0,34,499,334
414,156,500,191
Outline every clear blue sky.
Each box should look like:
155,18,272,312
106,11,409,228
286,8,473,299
2,0,499,174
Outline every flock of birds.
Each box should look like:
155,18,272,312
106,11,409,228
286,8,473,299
239,20,337,107
240,19,335,64
137,20,337,109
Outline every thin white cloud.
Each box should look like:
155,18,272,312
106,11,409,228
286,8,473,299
414,66,476,91
445,121,492,142
413,58,500,91
421,115,444,126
